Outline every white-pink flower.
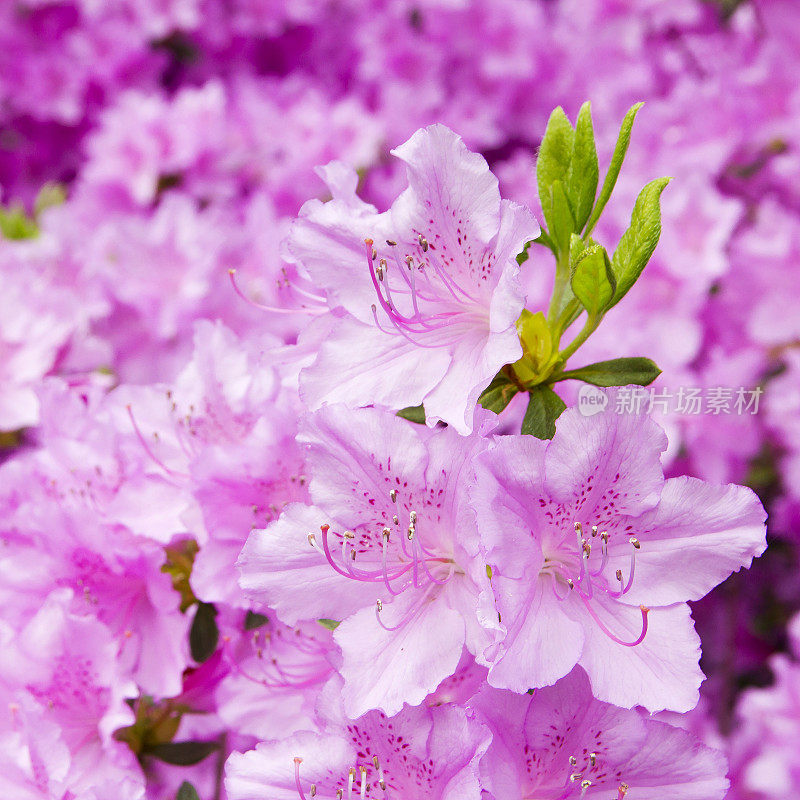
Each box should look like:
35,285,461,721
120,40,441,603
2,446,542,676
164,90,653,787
288,124,539,434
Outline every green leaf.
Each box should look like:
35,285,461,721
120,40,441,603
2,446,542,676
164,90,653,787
478,372,520,414
176,782,201,800
521,386,567,439
244,611,269,631
318,618,341,631
553,357,662,387
609,177,671,307
567,102,599,232
548,180,575,256
584,102,644,237
189,602,219,663
570,238,615,317
537,107,575,225
146,740,219,767
397,405,426,424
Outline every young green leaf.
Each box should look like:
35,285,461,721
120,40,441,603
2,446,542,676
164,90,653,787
396,405,426,424
516,241,532,265
537,107,575,222
478,372,520,414
189,602,219,663
567,102,599,232
570,241,615,317
583,102,644,237
521,385,567,439
553,357,662,387
146,740,219,767
176,782,201,800
548,180,576,256
609,177,671,307
243,611,269,630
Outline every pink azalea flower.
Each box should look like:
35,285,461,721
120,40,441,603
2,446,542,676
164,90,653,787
728,654,800,799
225,691,490,800
0,590,145,800
288,124,538,434
238,404,498,717
215,609,336,740
473,667,729,800
473,407,767,712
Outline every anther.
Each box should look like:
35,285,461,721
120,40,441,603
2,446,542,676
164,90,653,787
589,752,597,766
390,489,397,502
582,540,591,557
311,786,317,797
392,515,399,525
567,579,575,589
618,783,629,800
382,527,391,541
405,255,414,270
344,531,355,539
591,525,598,537
616,569,623,582
386,239,396,246
372,248,377,261
570,773,582,782
409,511,417,525
376,599,383,612
407,526,415,540
574,522,583,535
418,234,429,252
569,756,578,766
601,531,609,543
629,537,640,549
306,531,315,546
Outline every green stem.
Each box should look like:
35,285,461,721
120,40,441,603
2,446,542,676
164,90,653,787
546,250,571,326
557,313,600,363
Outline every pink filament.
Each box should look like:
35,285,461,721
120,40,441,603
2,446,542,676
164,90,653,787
579,597,649,647
228,269,325,316
294,758,309,800
126,405,188,480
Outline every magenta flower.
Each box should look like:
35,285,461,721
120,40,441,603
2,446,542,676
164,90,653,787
225,695,490,800
215,610,336,741
238,404,497,717
473,667,729,800
288,124,538,434
473,407,767,712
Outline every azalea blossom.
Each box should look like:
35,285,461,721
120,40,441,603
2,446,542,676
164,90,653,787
238,404,497,717
225,687,490,800
288,124,539,434
473,666,729,800
473,406,767,712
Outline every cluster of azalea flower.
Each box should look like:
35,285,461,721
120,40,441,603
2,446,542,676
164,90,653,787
1,1,800,799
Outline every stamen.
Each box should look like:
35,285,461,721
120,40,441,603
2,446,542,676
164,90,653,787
228,269,324,316
347,767,355,800
126,404,187,479
579,599,649,647
618,783,629,799
580,780,592,799
360,766,367,800
294,758,309,800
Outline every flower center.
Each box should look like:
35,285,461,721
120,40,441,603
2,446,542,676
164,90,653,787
542,522,648,648
363,237,479,348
